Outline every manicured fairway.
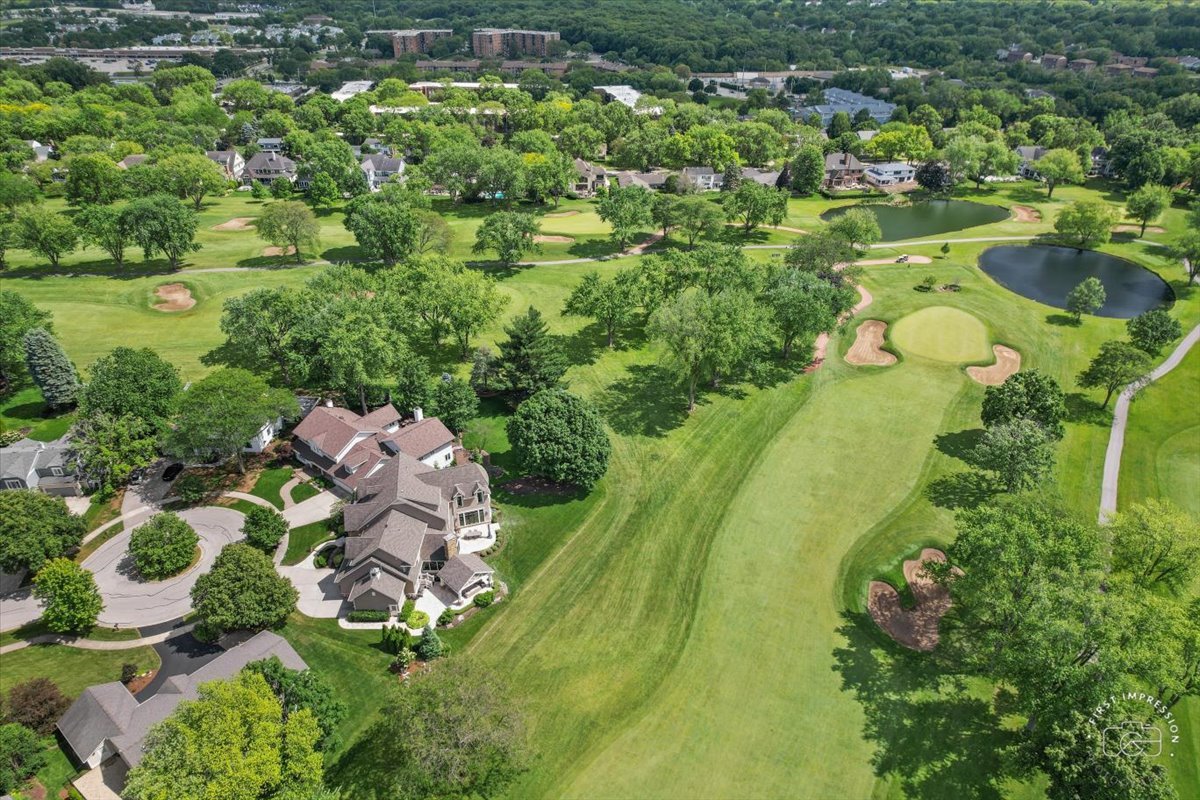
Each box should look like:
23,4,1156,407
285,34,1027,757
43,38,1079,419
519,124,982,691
1118,346,1200,516
890,306,993,363
5,180,1200,800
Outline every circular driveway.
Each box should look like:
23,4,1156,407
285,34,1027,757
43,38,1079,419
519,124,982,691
83,507,245,628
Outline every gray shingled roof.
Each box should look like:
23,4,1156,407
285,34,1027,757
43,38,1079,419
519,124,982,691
57,631,306,769
438,553,493,594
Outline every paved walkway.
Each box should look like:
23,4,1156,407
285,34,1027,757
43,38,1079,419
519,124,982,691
279,476,303,508
0,622,195,656
282,490,339,527
1098,323,1200,523
84,506,246,627
222,490,275,509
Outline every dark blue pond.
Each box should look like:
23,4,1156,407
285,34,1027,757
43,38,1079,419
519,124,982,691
978,245,1174,319
822,200,1010,241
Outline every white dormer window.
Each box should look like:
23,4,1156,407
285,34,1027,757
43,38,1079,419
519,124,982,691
455,494,463,507
476,490,485,503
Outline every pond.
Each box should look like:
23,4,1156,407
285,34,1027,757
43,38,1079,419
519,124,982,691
821,199,1010,241
978,245,1174,319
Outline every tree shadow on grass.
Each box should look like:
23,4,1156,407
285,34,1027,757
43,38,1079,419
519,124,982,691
319,245,366,264
925,471,998,510
325,722,397,800
2,258,179,280
934,429,985,466
1004,185,1050,206
833,612,1022,800
1064,392,1111,426
1045,313,1078,327
594,363,692,437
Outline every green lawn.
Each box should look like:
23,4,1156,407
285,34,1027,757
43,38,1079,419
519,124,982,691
6,181,1199,800
250,465,295,509
282,519,335,566
0,386,73,441
290,480,321,504
0,643,159,699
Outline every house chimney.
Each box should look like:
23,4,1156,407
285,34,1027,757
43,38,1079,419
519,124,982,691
444,533,459,559
413,407,423,422
324,398,333,408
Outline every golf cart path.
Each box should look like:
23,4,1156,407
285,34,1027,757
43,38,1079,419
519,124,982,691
1098,323,1200,523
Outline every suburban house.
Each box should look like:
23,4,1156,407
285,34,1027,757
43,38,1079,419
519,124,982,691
680,166,722,191
116,154,147,170
24,139,53,162
573,159,608,196
1015,145,1048,179
241,151,297,185
824,152,866,187
1089,147,1113,177
57,632,305,797
0,436,82,496
360,154,406,190
292,403,457,494
614,170,672,190
1040,54,1067,70
205,149,246,179
863,162,917,187
256,137,284,152
740,167,783,187
1068,58,1097,72
333,452,496,612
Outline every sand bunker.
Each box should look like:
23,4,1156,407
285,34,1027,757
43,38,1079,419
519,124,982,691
855,255,932,266
808,285,873,371
263,245,296,257
845,320,897,366
966,345,1022,386
533,235,573,243
212,217,255,231
1012,205,1041,223
153,283,195,312
544,210,580,218
868,547,957,652
1112,224,1165,234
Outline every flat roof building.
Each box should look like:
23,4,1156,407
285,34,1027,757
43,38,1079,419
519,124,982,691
471,28,559,58
390,29,453,57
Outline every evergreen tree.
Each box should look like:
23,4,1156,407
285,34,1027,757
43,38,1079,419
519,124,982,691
498,306,568,397
720,162,742,193
23,327,79,409
414,625,444,660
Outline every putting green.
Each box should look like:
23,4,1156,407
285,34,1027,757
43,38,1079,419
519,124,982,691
890,306,992,363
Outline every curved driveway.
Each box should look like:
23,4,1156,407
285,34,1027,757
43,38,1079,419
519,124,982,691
83,507,245,627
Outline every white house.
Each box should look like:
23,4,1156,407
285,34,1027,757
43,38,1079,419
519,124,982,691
360,154,406,191
245,417,283,453
863,162,916,187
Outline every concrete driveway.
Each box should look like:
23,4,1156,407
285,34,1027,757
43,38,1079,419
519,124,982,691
282,490,340,528
83,506,246,628
277,539,346,618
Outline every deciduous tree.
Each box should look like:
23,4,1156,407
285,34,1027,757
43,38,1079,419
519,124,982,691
123,671,322,800
1126,309,1183,356
472,211,540,264
1065,277,1106,321
1032,149,1084,198
65,153,125,206
190,543,298,634
1055,200,1117,249
14,206,78,268
0,291,51,391
980,370,1066,439
158,152,228,210
242,505,288,553
789,145,825,196
79,346,181,427
0,723,46,795
971,419,1057,492
3,678,69,735
430,377,478,434
33,558,102,634
1076,340,1151,408
0,491,85,574
129,512,199,580
77,204,134,268
675,195,724,248
597,185,654,249
1124,184,1170,237
123,194,200,270
166,368,298,472
257,200,320,263
216,288,310,387
72,412,158,494
563,270,640,347
243,655,347,751
724,181,788,233
1109,500,1200,590
507,389,611,488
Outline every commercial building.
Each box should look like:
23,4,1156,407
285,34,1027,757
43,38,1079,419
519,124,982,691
471,28,560,58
